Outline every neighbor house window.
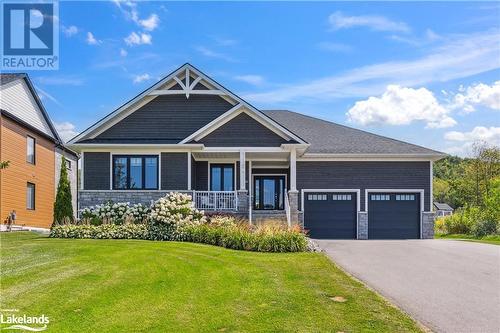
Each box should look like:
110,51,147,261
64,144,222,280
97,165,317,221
27,136,35,164
113,155,158,190
66,160,72,170
210,164,234,191
27,183,35,210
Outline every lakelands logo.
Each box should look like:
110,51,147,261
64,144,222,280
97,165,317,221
0,309,49,331
1,1,59,70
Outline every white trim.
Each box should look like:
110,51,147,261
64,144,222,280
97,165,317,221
202,147,285,152
251,164,290,169
69,144,203,152
298,154,444,162
290,149,297,191
181,106,294,143
149,89,227,96
301,189,361,239
365,189,425,239
187,152,191,190
239,150,246,190
249,160,252,225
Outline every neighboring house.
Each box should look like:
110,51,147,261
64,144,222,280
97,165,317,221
0,73,78,229
68,63,445,239
434,202,454,217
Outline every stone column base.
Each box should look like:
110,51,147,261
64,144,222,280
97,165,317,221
422,211,435,239
357,211,368,239
236,190,249,218
288,190,299,226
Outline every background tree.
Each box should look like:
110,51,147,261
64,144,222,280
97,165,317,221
53,156,74,225
0,161,10,169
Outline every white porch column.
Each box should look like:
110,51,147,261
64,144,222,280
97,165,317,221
290,149,297,191
187,151,192,190
239,150,246,190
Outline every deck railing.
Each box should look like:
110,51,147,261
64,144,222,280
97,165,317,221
193,191,238,211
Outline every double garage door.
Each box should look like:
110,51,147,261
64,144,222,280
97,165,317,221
304,191,421,239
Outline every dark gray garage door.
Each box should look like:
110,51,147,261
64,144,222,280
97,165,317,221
304,192,357,239
368,193,420,239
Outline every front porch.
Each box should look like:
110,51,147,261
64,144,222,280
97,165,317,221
78,147,304,225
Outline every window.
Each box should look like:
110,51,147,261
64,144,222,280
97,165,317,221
26,136,35,164
210,164,234,191
371,194,390,201
112,155,158,190
332,194,352,201
66,160,72,170
307,194,327,201
396,194,415,201
27,183,35,210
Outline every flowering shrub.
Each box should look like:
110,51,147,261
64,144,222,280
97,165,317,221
149,192,205,227
80,202,150,224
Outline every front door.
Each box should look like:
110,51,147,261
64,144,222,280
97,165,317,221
253,176,286,210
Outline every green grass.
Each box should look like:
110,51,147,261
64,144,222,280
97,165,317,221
0,232,421,333
435,233,500,245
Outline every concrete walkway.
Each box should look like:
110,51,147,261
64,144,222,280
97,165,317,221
316,239,500,333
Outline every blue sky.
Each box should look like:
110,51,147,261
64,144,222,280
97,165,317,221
26,1,500,156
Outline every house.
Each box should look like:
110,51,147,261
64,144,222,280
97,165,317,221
0,73,78,230
434,202,454,217
68,63,445,239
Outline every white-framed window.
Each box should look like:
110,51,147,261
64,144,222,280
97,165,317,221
371,194,390,201
27,182,35,210
308,194,327,201
26,136,35,164
396,194,415,201
66,160,72,170
332,194,352,201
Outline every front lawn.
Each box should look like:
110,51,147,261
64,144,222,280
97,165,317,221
0,232,421,332
435,233,500,245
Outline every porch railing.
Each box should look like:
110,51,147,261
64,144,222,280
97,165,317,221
284,189,291,226
193,191,238,211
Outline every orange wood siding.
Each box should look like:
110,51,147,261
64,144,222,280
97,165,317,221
0,115,55,228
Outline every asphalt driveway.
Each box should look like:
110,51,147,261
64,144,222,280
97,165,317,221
316,239,500,333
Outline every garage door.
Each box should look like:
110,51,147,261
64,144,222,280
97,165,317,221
304,192,357,239
368,193,420,239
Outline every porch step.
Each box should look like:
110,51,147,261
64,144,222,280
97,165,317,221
251,210,288,225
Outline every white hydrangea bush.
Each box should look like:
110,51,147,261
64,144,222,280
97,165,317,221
149,192,206,227
80,202,150,224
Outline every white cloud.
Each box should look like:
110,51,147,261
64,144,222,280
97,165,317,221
138,14,159,31
245,30,500,104
317,41,352,53
444,126,500,156
54,122,79,142
328,11,410,33
234,75,264,86
213,37,238,46
62,25,78,37
86,32,101,45
133,73,151,84
347,85,456,128
194,46,236,62
124,32,152,46
120,48,128,57
451,81,500,113
35,86,62,106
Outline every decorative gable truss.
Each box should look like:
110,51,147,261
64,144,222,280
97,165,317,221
69,63,307,146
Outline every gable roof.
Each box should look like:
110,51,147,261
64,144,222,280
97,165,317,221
263,110,446,157
434,202,454,211
0,73,62,143
69,63,306,145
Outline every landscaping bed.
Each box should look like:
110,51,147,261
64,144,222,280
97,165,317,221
0,232,422,332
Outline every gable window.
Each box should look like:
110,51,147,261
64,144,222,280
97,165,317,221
27,136,35,164
210,164,234,191
27,183,35,210
113,155,158,190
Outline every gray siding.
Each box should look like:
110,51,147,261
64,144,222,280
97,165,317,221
83,152,110,190
297,161,431,211
93,95,233,143
196,113,289,147
194,161,208,190
161,153,188,190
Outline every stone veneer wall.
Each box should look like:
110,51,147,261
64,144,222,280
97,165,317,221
357,212,368,239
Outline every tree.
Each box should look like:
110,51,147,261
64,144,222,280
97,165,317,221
53,156,73,225
0,161,10,169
